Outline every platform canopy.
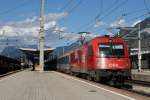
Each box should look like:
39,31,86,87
20,48,54,62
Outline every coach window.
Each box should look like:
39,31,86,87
88,45,93,56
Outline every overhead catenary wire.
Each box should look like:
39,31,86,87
79,0,104,31
0,0,32,47
84,0,130,35
106,8,148,27
58,0,73,12
109,12,150,38
67,0,83,14
144,0,150,14
121,9,147,17
95,0,119,21
0,0,33,46
50,0,84,40
127,12,150,22
77,0,128,31
105,8,147,28
120,0,150,23
79,0,150,35
97,0,128,21
44,0,150,43
95,0,103,20
0,31,22,47
76,0,106,31
58,0,84,16
0,0,32,16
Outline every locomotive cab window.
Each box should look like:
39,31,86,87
99,43,124,58
88,45,93,56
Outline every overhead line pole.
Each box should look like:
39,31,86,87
39,0,45,72
117,24,142,72
138,24,142,72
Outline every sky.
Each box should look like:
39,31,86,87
0,0,150,51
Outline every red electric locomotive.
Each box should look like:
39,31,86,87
70,36,131,86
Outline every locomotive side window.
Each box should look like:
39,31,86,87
88,45,93,56
99,43,124,58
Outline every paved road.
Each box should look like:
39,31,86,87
0,70,138,100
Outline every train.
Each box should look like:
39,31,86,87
57,36,131,86
0,55,21,74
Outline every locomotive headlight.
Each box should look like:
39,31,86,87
125,60,129,66
108,63,118,68
126,62,129,66
114,64,118,67
97,58,106,69
113,64,118,67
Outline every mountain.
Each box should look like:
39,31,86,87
1,46,23,60
22,44,51,49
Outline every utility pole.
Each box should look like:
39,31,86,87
138,24,142,72
63,47,65,54
39,0,45,71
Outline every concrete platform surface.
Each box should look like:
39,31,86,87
132,69,150,82
0,70,136,100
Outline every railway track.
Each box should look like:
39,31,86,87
126,80,150,87
0,69,27,79
0,70,21,78
123,80,150,96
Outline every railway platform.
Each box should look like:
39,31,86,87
0,70,149,100
131,69,150,82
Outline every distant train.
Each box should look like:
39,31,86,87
0,55,21,74
57,36,131,86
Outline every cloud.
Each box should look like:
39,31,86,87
94,20,106,28
0,11,96,51
132,20,142,27
59,32,97,41
20,16,37,24
45,12,68,22
45,21,57,30
110,19,127,28
0,12,68,50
